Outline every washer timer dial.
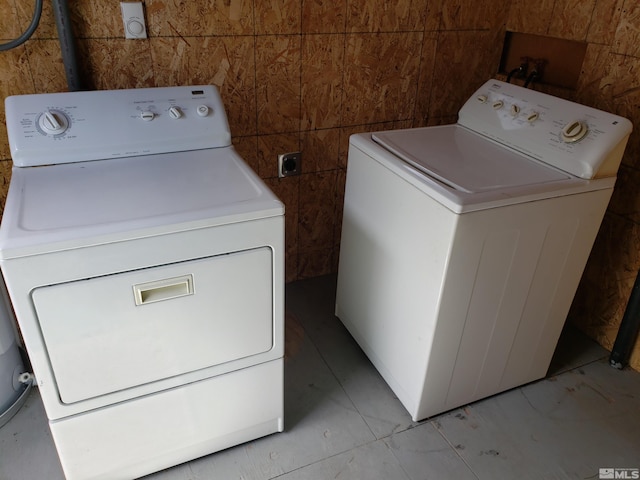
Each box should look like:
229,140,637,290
561,120,588,143
37,109,70,136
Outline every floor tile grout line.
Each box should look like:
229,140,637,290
287,296,442,480
283,296,392,476
376,438,417,480
292,287,415,445
292,305,379,445
430,418,483,480
267,434,400,480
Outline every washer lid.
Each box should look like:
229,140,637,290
0,147,283,258
373,126,571,194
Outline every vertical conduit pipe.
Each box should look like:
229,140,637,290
610,271,640,369
52,0,83,91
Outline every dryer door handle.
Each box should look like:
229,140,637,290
133,274,194,306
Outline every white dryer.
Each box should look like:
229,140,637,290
0,86,284,479
336,79,632,421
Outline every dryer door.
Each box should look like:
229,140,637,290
32,247,273,404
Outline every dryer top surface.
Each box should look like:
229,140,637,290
0,147,283,258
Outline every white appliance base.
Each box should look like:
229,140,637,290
50,359,284,480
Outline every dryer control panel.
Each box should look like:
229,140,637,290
458,80,633,179
5,85,232,167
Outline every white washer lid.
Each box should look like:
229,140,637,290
0,147,283,258
373,125,571,193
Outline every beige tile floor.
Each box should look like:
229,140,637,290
1,274,639,480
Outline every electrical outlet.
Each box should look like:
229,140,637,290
278,152,302,178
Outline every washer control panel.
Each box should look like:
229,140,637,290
5,85,231,167
458,80,633,179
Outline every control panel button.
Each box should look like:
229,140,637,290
561,120,588,143
140,111,155,121
196,105,210,117
168,106,183,119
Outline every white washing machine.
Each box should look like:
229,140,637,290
336,79,632,422
0,86,285,479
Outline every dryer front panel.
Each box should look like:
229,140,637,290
32,247,273,404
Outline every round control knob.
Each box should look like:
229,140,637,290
561,120,588,143
476,94,488,104
168,106,183,119
37,110,69,136
492,100,504,110
527,112,539,123
510,104,520,116
140,111,155,121
196,105,210,117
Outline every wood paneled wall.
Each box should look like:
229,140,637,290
1,0,639,370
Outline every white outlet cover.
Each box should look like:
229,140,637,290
121,2,147,39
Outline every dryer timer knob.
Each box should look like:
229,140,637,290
197,105,210,117
38,110,69,136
